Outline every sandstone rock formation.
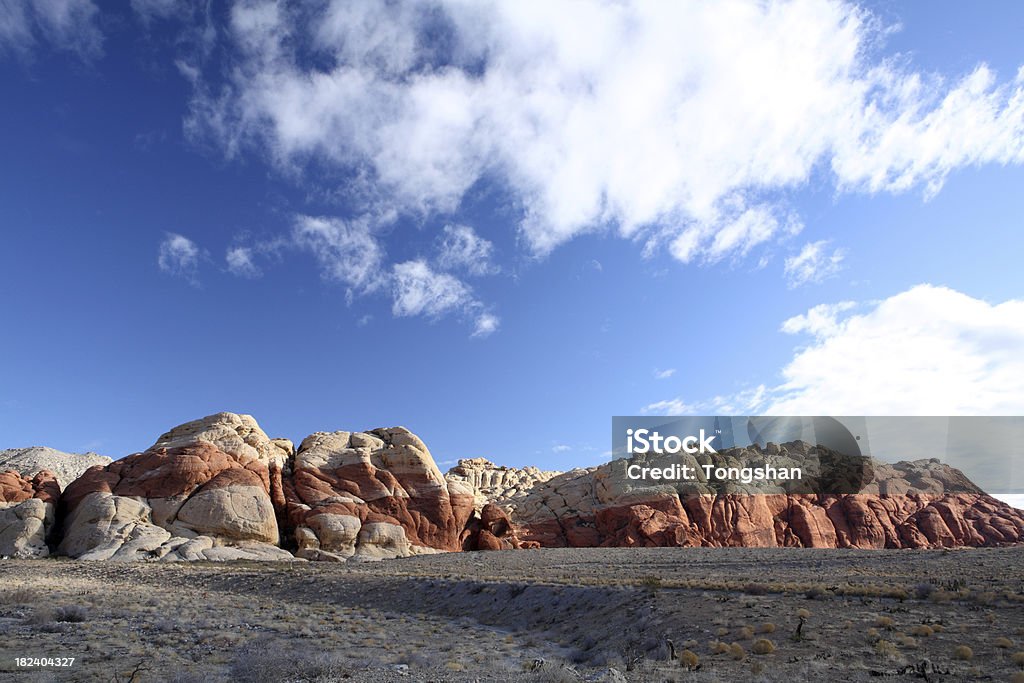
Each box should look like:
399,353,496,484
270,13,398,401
460,502,533,551
0,470,60,558
505,442,1024,549
58,414,294,561
283,428,476,561
0,447,112,491
7,415,1023,561
445,458,560,511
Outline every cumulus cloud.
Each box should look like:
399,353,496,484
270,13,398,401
768,285,1024,414
225,246,261,278
437,224,498,276
645,285,1024,417
391,259,471,317
182,0,1024,274
784,240,847,287
0,0,103,58
157,233,201,284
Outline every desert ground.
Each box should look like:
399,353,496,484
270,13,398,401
1,547,1023,682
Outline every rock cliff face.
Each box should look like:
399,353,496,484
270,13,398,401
502,443,1024,549
445,458,560,511
6,418,1023,560
0,470,60,558
58,413,294,561
283,428,476,561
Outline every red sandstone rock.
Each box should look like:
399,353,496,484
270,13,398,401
1,469,59,505
284,428,477,560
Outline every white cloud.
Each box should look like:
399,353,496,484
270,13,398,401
472,312,500,338
292,214,387,296
157,233,200,284
654,368,676,380
130,0,180,23
651,285,1024,417
643,386,768,416
768,285,1024,415
184,1,1024,274
225,246,261,278
784,240,847,287
551,444,571,453
0,0,102,58
437,224,497,276
779,301,858,339
391,259,471,318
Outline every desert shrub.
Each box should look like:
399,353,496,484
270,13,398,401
752,639,775,655
711,641,730,655
875,640,899,658
914,582,936,600
53,605,89,623
0,588,39,605
895,634,918,649
230,641,348,683
729,643,746,661
716,627,729,637
532,667,579,683
952,645,973,661
875,616,895,630
995,637,1014,649
931,623,945,633
1011,672,1024,683
796,608,811,619
804,585,826,600
759,623,776,634
738,626,755,640
744,583,769,595
679,649,699,670
910,625,933,637
1012,651,1024,668
866,628,880,642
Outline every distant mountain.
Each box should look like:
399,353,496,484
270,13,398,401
0,447,112,490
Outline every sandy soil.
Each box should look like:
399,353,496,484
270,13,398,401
1,547,1023,682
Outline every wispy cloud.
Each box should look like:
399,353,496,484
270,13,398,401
292,214,389,298
157,233,201,285
784,240,847,287
653,368,676,380
437,224,498,276
0,0,103,59
182,1,1024,282
391,259,471,318
472,312,500,338
225,246,261,278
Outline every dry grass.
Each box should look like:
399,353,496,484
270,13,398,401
953,645,974,661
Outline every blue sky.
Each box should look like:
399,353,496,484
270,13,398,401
1,1,1022,492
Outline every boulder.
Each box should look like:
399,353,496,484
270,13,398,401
0,470,60,558
58,413,294,561
284,427,475,561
